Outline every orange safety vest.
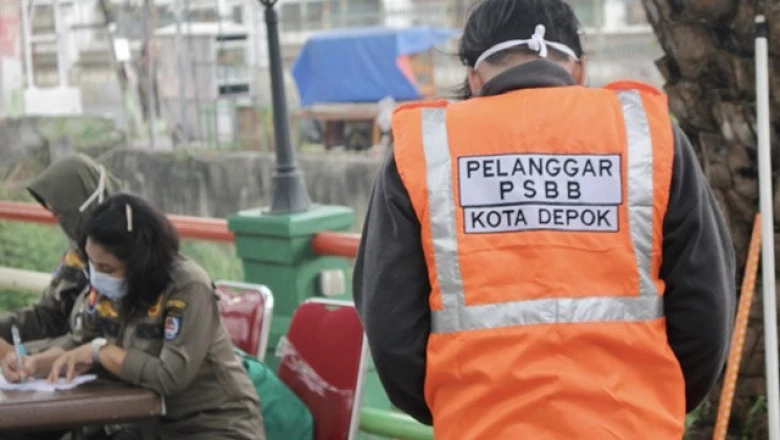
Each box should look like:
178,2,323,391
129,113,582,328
392,80,686,439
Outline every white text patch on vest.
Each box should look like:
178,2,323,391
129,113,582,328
464,205,619,233
458,154,623,207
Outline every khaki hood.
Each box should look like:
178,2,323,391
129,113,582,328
27,153,121,242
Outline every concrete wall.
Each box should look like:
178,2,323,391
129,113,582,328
0,116,125,186
101,149,381,230
0,117,382,230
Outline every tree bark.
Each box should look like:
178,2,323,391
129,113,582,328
640,0,780,438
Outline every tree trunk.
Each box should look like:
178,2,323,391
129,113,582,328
639,0,780,438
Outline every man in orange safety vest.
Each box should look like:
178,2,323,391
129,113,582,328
353,0,736,438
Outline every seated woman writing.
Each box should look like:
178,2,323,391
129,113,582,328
4,193,266,440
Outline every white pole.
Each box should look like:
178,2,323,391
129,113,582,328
19,0,34,88
173,0,189,141
51,0,67,87
143,0,157,149
756,14,780,440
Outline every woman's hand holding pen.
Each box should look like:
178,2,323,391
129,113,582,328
1,351,36,383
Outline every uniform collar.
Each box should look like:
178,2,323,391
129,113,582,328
480,59,577,97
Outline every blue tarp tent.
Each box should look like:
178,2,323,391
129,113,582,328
292,26,459,106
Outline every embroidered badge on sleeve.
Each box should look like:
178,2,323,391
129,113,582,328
164,314,183,341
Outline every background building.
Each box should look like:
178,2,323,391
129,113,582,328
2,0,664,145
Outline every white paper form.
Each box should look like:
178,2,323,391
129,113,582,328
0,373,97,392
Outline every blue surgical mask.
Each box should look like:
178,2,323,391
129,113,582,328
89,264,128,300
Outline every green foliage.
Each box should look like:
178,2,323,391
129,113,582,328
743,396,767,440
180,239,244,282
684,400,710,440
0,221,67,273
0,290,39,313
34,116,125,151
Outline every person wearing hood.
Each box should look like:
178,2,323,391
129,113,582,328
0,153,120,358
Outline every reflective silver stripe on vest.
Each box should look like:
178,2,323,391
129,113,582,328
620,90,656,299
422,90,663,334
422,108,467,333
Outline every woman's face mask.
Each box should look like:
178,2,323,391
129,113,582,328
89,263,128,300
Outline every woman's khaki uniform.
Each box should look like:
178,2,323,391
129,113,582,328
71,257,266,440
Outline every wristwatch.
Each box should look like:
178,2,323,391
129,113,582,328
91,338,107,364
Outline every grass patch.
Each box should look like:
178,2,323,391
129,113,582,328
0,221,68,273
180,239,244,282
0,289,39,312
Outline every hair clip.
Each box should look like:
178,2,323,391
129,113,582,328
125,204,133,232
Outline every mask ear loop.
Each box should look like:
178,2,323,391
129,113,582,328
78,166,107,213
125,204,133,233
472,24,580,70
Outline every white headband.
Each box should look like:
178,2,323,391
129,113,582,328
78,165,107,213
473,24,580,69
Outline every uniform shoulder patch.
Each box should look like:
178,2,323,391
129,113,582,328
63,250,86,269
148,295,164,317
165,299,187,311
96,297,119,318
164,314,183,341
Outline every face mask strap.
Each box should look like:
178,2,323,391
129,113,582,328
78,165,107,213
473,24,580,70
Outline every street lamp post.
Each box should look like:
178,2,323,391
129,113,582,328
229,0,353,368
257,0,312,214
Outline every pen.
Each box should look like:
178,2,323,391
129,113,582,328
11,325,27,382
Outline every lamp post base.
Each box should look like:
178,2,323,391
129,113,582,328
270,167,311,214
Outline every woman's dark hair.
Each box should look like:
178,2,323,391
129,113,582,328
455,0,585,99
82,193,180,319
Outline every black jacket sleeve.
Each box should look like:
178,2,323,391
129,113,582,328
352,150,433,425
661,125,737,413
0,249,87,343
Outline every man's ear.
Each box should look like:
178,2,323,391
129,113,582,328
572,56,587,86
467,67,484,96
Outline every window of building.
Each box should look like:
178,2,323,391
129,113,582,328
281,0,380,31
216,42,249,84
623,0,648,26
323,0,342,28
345,0,382,26
303,0,326,31
232,5,243,24
280,2,302,31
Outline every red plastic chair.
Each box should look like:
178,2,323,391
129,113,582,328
276,298,368,440
215,280,274,361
